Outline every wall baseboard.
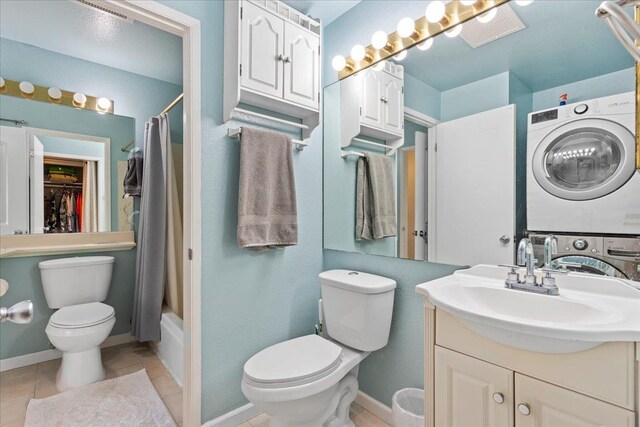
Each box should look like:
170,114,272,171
355,391,394,425
202,402,261,427
0,332,137,372
200,391,393,427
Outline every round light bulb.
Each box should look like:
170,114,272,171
47,87,62,100
515,0,533,5
97,97,111,111
460,0,477,5
332,55,347,71
19,81,35,95
397,17,415,38
371,31,388,49
417,38,434,51
73,92,87,105
393,50,407,61
425,1,446,23
0,77,5,89
445,23,463,38
477,7,497,23
373,61,385,71
350,44,366,62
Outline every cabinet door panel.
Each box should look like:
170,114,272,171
515,374,634,427
241,2,283,97
435,346,513,427
360,69,383,129
383,74,403,135
283,22,319,109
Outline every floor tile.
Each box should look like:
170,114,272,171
141,356,167,380
1,418,25,427
34,366,57,391
151,373,181,398
0,365,36,382
0,395,31,425
162,391,183,424
236,423,252,427
33,386,59,399
352,409,391,427
248,412,271,427
349,402,364,419
35,359,60,374
0,371,36,400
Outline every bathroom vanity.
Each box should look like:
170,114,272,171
416,266,640,427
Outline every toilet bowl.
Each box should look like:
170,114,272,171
45,302,115,391
242,270,396,427
39,256,116,391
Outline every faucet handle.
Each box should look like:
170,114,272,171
499,264,521,286
498,264,520,272
541,267,570,275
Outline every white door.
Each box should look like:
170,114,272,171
414,131,428,260
0,126,29,235
360,69,383,130
433,105,516,266
283,22,319,109
382,74,404,136
29,135,44,234
241,2,284,98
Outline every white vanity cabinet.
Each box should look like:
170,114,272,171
224,0,320,137
426,310,637,427
358,65,404,138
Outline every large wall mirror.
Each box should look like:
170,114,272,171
0,95,135,236
324,0,639,270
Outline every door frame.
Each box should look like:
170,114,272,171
398,146,415,259
104,2,202,426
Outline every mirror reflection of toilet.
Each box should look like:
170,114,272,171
241,270,396,427
39,256,116,391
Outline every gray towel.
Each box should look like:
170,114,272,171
124,148,143,197
356,152,396,240
237,127,298,249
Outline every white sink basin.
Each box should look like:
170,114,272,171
416,265,640,353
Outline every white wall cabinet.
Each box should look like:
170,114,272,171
224,0,320,139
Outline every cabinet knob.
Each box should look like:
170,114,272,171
518,403,531,416
277,54,285,61
492,392,504,404
284,56,291,63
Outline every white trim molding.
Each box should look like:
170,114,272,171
404,106,439,128
202,403,262,427
0,332,136,372
355,391,394,425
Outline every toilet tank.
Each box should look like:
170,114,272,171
319,270,396,352
39,256,115,308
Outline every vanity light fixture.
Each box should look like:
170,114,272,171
394,50,408,61
19,81,35,96
336,0,509,79
73,92,87,107
515,0,533,5
417,38,434,50
48,87,62,101
0,77,5,90
371,31,389,49
477,7,497,23
372,61,386,71
97,97,111,111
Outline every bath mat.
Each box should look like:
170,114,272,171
24,369,176,427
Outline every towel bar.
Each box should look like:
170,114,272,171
228,127,308,151
341,150,365,158
231,108,309,130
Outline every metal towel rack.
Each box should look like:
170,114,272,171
341,137,397,158
227,127,308,150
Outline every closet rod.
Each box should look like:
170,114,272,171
162,93,184,115
0,117,26,126
228,127,308,150
232,107,309,130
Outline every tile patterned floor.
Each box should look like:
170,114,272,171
0,342,182,427
237,402,391,427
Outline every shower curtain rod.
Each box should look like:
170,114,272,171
161,93,184,115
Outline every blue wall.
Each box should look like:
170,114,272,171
404,73,441,120
441,72,511,122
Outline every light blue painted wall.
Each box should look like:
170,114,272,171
532,67,635,111
0,250,135,359
404,73,441,120
0,38,183,147
154,1,324,421
323,250,459,406
37,135,105,159
441,72,511,122
403,121,429,149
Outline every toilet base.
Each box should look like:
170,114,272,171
56,347,105,391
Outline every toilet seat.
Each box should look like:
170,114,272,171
244,335,343,388
49,302,115,329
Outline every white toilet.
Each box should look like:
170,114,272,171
241,270,396,427
39,256,116,391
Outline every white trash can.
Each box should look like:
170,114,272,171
392,388,425,427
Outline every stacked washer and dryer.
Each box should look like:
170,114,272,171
526,92,640,281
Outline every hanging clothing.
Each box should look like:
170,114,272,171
164,139,183,319
124,147,144,197
132,114,168,342
82,161,98,232
76,192,83,232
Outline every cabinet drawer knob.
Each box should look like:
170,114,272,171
518,403,531,416
492,392,504,404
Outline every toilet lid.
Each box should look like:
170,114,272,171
244,335,343,387
50,302,115,329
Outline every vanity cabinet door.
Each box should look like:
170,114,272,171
240,1,284,98
382,73,403,136
360,69,384,130
515,374,635,427
283,22,319,109
435,346,513,427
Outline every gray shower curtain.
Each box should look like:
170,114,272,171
132,115,169,342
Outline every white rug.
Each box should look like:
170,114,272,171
25,369,177,427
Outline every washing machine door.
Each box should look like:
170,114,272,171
532,118,636,200
551,255,628,279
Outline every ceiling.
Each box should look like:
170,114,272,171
0,0,182,85
396,1,635,92
281,0,362,24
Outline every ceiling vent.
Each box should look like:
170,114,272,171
74,0,133,23
460,4,526,48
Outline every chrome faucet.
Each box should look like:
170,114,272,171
517,238,536,284
544,234,558,269
499,238,562,296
